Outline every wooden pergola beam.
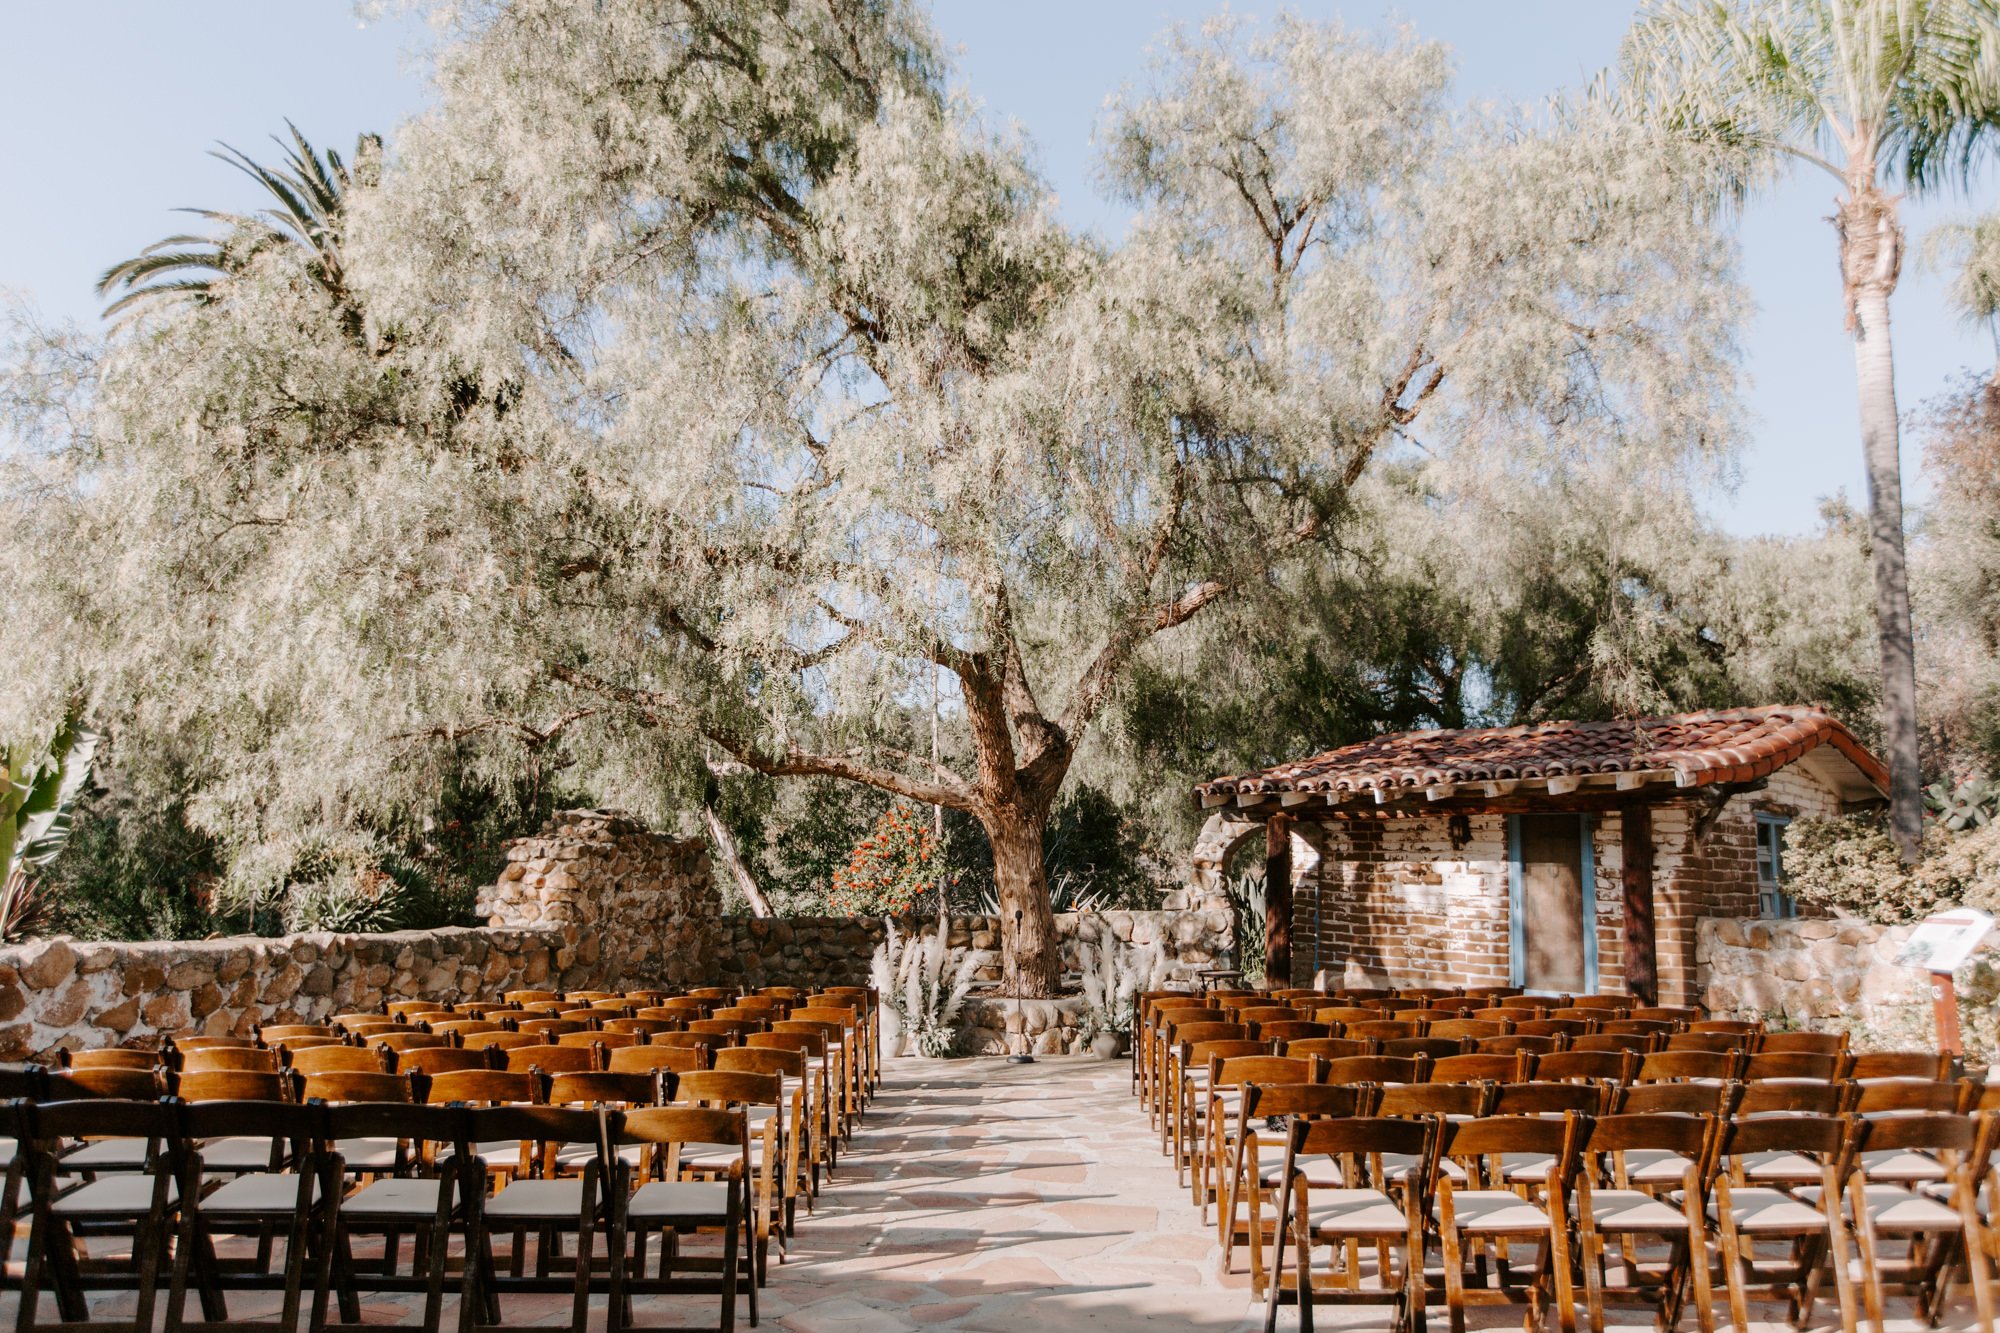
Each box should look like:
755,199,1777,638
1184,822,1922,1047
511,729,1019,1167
1621,803,1658,1005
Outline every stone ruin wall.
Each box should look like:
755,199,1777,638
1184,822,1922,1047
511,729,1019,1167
1700,916,2000,1062
0,807,1239,1061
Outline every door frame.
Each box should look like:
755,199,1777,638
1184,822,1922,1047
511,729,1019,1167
1506,813,1599,994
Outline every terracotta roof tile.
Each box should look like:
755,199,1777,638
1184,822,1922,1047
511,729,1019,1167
1194,705,1889,804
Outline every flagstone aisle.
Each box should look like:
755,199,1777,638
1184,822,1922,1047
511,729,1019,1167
763,1054,1261,1332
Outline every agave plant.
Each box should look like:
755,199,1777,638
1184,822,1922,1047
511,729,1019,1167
1926,777,1998,833
870,915,978,1058
1,709,100,943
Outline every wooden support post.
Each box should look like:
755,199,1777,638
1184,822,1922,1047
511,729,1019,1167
1620,804,1658,1006
1265,815,1293,990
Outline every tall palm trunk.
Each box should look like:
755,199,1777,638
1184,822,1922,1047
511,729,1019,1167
1839,180,1924,862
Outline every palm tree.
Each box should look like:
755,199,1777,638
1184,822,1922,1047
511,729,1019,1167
96,123,379,347
1625,0,2000,860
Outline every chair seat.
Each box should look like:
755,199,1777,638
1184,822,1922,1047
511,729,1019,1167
1306,1188,1409,1238
1622,1149,1698,1187
1801,1182,1963,1232
200,1136,283,1173
61,1139,150,1173
1380,1153,1464,1185
1740,1150,1823,1183
1713,1186,1832,1233
1440,1189,1554,1235
201,1171,317,1214
1256,1142,1343,1190
484,1178,589,1222
341,1177,446,1221
1860,1149,1947,1183
1500,1152,1557,1184
555,1142,640,1168
52,1175,175,1218
335,1136,405,1173
1588,1188,1692,1233
627,1180,733,1224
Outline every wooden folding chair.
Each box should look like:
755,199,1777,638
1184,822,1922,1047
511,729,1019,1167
1573,1112,1718,1333
1172,1036,1266,1182
1432,1053,1531,1084
1283,1037,1375,1062
1636,1050,1739,1084
459,1105,612,1333
1710,1114,1859,1333
167,1098,324,1333
60,1050,157,1073
1223,1083,1368,1283
1195,1055,1318,1222
178,1046,285,1075
301,1070,430,1183
1846,1112,1995,1331
1433,1112,1588,1333
674,1070,785,1285
715,1047,811,1228
1760,1030,1847,1057
1847,1050,1954,1083
1263,1114,1437,1333
606,1105,753,1333
287,1044,391,1076
17,1098,179,1333
506,1043,604,1075
45,1069,169,1178
1741,1050,1843,1083
313,1102,469,1333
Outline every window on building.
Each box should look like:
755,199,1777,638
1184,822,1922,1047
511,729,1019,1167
1755,813,1795,919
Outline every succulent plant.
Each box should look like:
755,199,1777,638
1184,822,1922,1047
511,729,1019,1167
1925,777,1999,832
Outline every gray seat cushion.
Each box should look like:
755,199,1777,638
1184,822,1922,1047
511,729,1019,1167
340,1178,445,1221
483,1179,588,1222
200,1171,317,1214
627,1180,732,1224
52,1175,175,1218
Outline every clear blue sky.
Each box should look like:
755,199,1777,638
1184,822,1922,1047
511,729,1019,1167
4,2,1991,537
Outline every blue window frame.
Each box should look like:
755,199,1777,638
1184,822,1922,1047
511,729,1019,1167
1507,813,1598,994
1756,813,1794,919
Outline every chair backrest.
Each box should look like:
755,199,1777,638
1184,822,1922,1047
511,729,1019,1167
1486,1080,1605,1116
1238,1007,1302,1026
46,1066,165,1100
677,1069,782,1110
259,1024,339,1042
1535,1050,1635,1085
177,1098,319,1163
1344,1019,1424,1042
1254,1021,1330,1045
176,1069,291,1103
1379,1036,1469,1061
27,1097,177,1146
1851,1110,1980,1161
1210,1055,1317,1093
299,1069,422,1104
1597,1019,1675,1039
396,1046,498,1077
1741,1050,1841,1082
547,1070,666,1108
1716,1113,1847,1167
372,1031,453,1054
1851,1079,1968,1114
1164,1020,1241,1049
516,1018,589,1040
1514,1018,1592,1039
1612,1080,1726,1115
1758,1030,1847,1057
560,1030,639,1049
686,1018,759,1040
1376,1082,1487,1118
1313,1006,1377,1026
504,990,561,1004
601,1018,678,1038
1585,1112,1713,1188
1636,1050,1738,1083
1240,1081,1366,1121
1688,1019,1761,1037
178,1046,284,1075
1629,1006,1703,1024
1732,1080,1847,1117
465,1104,606,1177
1665,1031,1743,1054
747,1030,824,1058
1473,1034,1559,1056
715,1046,806,1081
1439,1112,1586,1186
1281,1037,1375,1061
1321,1055,1427,1086
1847,1050,1952,1082
62,1048,158,1071
506,1043,605,1075
1563,994,1629,1011
172,1035,260,1053
462,1031,541,1052
1183,1038,1268,1071
609,1044,709,1076
426,1067,544,1106
652,1031,724,1057
1287,1115,1436,1181
1567,1033,1658,1056
1428,1019,1510,1041
1431,1053,1530,1084
612,1105,745,1180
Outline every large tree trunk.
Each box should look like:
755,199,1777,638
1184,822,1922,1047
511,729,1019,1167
701,803,772,917
985,804,1062,998
1840,184,1924,862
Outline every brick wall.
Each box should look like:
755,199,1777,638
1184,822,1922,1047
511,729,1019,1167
1281,759,1848,1000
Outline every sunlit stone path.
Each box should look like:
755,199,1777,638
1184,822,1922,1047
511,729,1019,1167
764,1055,1261,1332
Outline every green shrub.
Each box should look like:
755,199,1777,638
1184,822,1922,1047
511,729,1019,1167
1786,814,2000,923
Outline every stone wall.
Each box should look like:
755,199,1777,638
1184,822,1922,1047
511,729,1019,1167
479,809,720,991
1700,916,2000,1060
713,905,1236,991
0,927,565,1061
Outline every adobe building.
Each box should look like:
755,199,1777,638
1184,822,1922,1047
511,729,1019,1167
1191,705,1889,1005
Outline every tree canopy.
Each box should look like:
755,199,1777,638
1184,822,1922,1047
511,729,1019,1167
2,2,1763,988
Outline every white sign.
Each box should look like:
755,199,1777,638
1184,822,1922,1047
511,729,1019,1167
1894,908,1996,974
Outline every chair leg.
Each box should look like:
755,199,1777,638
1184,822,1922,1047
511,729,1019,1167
1681,1191,1716,1333
1849,1192,1886,1333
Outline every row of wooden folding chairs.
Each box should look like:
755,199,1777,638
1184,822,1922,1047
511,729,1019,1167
1240,1101,2000,1333
7,1094,767,1333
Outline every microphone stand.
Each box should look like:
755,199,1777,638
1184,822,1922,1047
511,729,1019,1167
1006,907,1036,1065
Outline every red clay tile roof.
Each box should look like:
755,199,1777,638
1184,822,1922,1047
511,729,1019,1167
1194,705,1889,805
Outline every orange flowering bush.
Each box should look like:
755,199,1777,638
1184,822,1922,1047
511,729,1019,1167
829,804,951,917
